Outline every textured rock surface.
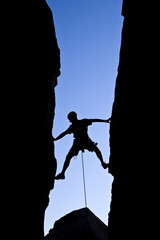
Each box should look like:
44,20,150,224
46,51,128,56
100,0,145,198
108,1,157,239
3,1,60,239
45,208,109,240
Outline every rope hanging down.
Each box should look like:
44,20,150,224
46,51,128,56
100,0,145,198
81,150,87,208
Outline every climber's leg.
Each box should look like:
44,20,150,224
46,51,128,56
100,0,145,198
55,144,79,180
93,146,109,169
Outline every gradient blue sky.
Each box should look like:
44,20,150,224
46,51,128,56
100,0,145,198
45,0,123,235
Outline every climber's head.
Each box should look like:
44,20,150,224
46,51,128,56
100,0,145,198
67,111,77,123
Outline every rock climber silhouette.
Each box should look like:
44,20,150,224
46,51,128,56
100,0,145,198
53,111,111,180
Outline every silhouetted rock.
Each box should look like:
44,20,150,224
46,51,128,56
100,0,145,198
45,208,109,240
108,1,157,240
3,1,60,240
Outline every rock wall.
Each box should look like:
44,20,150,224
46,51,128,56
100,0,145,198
108,1,157,239
3,1,60,239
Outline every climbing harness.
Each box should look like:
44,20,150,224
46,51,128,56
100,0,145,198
81,150,87,208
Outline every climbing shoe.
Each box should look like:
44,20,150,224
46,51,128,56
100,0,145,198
55,172,65,180
102,162,109,169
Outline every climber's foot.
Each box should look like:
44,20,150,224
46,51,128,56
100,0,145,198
55,172,65,180
102,162,109,169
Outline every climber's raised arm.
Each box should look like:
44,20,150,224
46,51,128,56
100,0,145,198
90,117,111,123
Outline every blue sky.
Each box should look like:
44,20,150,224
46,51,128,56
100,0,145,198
45,0,123,235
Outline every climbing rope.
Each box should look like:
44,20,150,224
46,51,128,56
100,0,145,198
81,150,87,208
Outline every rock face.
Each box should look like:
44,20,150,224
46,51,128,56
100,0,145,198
45,208,109,240
3,1,60,239
108,1,157,240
